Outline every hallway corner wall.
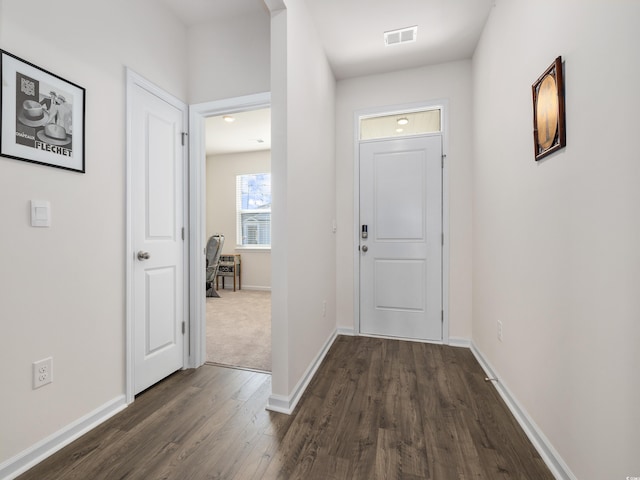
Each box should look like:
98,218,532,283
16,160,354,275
0,0,188,469
335,60,474,341
472,1,640,478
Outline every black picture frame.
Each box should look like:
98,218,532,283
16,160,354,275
1,49,85,173
532,56,566,161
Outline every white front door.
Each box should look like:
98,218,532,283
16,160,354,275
130,77,187,394
359,134,442,341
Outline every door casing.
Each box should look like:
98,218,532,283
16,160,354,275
126,80,270,403
188,92,271,371
353,99,450,344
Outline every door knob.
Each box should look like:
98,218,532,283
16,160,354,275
361,245,368,252
137,251,150,261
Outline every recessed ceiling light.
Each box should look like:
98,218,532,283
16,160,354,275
223,115,235,123
397,117,409,125
384,26,418,46
396,128,404,133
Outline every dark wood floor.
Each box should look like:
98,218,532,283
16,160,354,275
18,336,554,479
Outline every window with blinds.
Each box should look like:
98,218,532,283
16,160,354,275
236,173,271,247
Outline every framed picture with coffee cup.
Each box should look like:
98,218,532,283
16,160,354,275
1,50,85,173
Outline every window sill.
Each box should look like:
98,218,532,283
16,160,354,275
235,246,271,252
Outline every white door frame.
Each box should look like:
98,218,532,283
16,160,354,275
125,69,189,403
188,92,271,369
353,99,450,344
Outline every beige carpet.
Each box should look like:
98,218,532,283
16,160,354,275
206,289,271,372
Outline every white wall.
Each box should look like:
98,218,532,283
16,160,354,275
206,150,272,290
472,1,640,479
0,0,188,467
335,61,474,340
269,0,337,399
187,9,270,104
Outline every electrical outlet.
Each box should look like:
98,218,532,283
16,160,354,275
33,357,53,389
497,321,503,342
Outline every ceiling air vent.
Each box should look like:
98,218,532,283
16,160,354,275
384,26,418,46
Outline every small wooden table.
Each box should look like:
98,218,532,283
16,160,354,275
216,254,241,291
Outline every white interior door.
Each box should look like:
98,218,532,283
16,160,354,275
130,78,187,394
359,134,442,341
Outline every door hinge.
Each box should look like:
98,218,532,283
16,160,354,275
441,311,444,323
181,132,188,146
182,321,186,335
441,232,444,245
441,154,446,168
181,227,185,240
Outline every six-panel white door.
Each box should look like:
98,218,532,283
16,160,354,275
131,81,186,394
359,135,443,341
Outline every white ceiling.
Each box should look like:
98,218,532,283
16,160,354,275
159,0,269,26
205,108,271,156
305,0,494,80
159,0,494,153
160,0,494,80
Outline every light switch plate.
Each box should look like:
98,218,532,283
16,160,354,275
31,200,51,227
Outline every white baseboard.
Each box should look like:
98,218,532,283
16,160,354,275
340,330,468,347
358,332,447,346
1,340,577,480
447,336,471,348
337,327,355,336
218,285,271,291
470,343,576,480
266,329,338,415
0,395,127,480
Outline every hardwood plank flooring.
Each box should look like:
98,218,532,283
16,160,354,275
17,336,554,480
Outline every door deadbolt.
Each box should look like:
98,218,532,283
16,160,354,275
361,245,368,253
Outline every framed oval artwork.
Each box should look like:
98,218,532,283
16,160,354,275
532,56,566,161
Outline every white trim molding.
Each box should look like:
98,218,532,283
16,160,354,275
267,329,338,414
470,342,577,480
447,336,471,348
0,396,126,480
231,285,271,292
189,92,271,371
352,99,450,343
337,327,356,336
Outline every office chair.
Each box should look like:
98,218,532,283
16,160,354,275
205,234,225,297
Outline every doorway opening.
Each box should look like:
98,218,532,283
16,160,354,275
358,134,442,341
353,100,450,344
125,69,189,403
204,108,272,372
